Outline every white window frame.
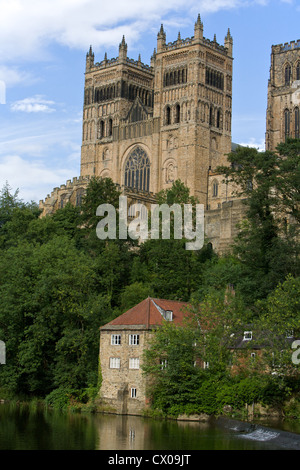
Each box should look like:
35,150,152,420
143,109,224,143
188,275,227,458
129,334,140,346
129,358,140,369
109,357,121,369
111,334,121,345
131,388,137,398
243,331,252,341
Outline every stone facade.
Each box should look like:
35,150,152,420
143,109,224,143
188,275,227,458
98,297,189,415
38,15,252,252
80,16,233,205
266,39,300,151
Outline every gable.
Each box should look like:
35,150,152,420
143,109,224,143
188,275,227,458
125,96,151,123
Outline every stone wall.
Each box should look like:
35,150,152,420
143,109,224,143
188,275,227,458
99,326,152,415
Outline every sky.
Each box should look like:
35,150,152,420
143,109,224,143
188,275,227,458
0,0,299,203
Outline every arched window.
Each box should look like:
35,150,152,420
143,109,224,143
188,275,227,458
124,146,150,192
284,109,290,139
295,107,299,139
98,120,104,139
216,109,221,128
209,106,214,126
212,181,218,197
175,104,180,123
166,106,171,125
76,188,85,207
108,118,113,137
285,64,291,85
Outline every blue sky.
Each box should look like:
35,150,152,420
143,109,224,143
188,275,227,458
0,0,299,203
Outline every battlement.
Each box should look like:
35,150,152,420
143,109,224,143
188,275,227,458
92,56,153,73
273,40,300,53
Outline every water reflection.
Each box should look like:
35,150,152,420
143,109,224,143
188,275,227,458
0,402,299,450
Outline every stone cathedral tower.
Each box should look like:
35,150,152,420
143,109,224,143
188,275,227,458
40,16,244,253
266,40,300,151
80,15,233,206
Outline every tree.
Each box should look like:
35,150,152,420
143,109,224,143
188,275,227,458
135,180,213,301
217,141,300,301
0,236,112,396
79,176,122,252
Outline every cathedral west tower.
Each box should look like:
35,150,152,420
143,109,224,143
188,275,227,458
80,15,233,206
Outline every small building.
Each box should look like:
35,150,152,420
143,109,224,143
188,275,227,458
98,297,189,415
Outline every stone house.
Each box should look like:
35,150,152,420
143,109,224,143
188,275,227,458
98,297,189,415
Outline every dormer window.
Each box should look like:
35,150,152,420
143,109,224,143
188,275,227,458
243,331,252,341
164,310,173,321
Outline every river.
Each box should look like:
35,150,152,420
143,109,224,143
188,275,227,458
1,402,300,451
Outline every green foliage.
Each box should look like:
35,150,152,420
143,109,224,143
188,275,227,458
0,169,299,413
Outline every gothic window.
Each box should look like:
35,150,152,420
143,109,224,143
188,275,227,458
212,181,218,197
216,109,221,128
284,109,290,139
209,106,214,126
124,146,150,192
165,106,171,125
206,68,224,91
98,120,105,139
175,104,180,123
108,118,113,137
76,188,85,207
285,64,291,85
295,107,299,139
297,62,300,81
164,67,187,87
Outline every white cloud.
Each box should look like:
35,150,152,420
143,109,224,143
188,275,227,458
239,137,265,152
0,154,75,203
11,95,56,113
0,0,267,61
0,66,36,88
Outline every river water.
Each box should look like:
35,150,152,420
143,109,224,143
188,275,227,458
1,402,300,451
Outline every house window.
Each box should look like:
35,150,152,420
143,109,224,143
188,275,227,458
131,388,137,398
129,358,140,369
129,334,140,345
160,359,168,370
243,331,252,341
164,310,173,321
297,62,300,81
203,361,209,369
109,357,120,368
111,334,121,345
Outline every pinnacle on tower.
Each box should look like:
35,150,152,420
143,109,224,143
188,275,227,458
157,24,166,52
194,13,203,40
224,28,233,56
86,45,94,70
118,35,128,61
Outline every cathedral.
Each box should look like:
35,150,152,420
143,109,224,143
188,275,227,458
39,15,300,253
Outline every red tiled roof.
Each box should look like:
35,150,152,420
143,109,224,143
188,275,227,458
101,297,190,329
